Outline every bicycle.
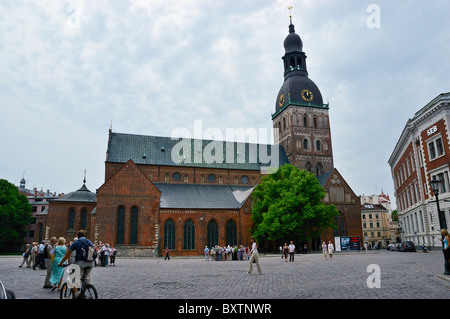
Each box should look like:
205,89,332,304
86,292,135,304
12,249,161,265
59,264,98,299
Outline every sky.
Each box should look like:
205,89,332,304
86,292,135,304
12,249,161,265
1,0,450,209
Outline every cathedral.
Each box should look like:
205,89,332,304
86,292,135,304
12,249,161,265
36,18,362,256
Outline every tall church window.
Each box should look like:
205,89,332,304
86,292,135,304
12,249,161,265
305,162,312,172
314,117,317,128
226,220,237,246
130,206,138,245
315,163,323,176
316,140,321,151
116,206,125,245
303,138,309,150
68,208,75,229
80,208,87,230
207,220,218,249
283,118,286,130
164,219,175,250
184,220,195,250
303,116,307,127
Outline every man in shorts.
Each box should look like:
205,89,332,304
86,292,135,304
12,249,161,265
58,230,95,285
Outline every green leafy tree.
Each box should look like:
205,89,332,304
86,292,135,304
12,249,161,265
0,179,33,252
391,209,398,222
251,164,339,245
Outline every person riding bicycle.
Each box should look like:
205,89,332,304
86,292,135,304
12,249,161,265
58,230,95,285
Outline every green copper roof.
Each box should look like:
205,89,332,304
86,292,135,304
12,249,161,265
106,131,289,171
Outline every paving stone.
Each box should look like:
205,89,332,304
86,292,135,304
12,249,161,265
1,250,449,299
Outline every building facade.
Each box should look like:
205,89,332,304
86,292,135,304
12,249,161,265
361,203,391,248
17,177,62,244
388,92,450,248
37,18,362,256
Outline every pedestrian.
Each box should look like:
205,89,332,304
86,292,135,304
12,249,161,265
69,237,78,265
33,240,46,270
441,229,450,275
109,246,117,266
247,237,262,274
164,247,170,260
44,237,57,288
322,241,328,259
328,241,334,259
288,241,295,262
50,237,67,291
19,243,31,268
204,246,209,261
30,242,38,268
283,243,289,262
59,230,96,288
102,243,110,266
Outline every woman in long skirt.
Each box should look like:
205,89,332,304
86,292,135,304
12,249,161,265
50,237,67,291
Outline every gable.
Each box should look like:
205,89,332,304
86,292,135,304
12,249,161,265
319,168,358,204
98,159,161,197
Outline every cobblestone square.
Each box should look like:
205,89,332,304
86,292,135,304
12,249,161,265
1,250,449,300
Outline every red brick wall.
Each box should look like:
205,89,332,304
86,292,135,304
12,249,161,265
96,160,161,247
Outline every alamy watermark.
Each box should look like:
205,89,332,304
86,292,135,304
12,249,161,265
366,264,381,288
170,120,280,173
366,4,381,29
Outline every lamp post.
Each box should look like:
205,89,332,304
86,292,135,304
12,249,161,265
429,176,450,275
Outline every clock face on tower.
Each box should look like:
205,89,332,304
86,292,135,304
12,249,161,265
279,94,285,107
301,89,313,102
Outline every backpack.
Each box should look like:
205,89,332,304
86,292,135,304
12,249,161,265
80,238,97,261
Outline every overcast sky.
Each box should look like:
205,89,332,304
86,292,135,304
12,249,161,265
1,0,449,209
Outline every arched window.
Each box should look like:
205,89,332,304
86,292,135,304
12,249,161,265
315,162,324,177
183,220,195,250
303,138,309,150
283,118,286,130
68,208,75,229
303,116,307,127
316,140,321,151
80,208,87,230
207,220,218,249
226,220,237,246
116,206,125,245
314,117,317,128
164,219,175,250
305,162,312,172
333,214,347,237
130,206,138,245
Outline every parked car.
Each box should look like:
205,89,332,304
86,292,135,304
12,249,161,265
395,243,402,251
387,244,395,251
400,241,416,252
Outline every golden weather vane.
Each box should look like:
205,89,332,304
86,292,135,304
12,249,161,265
287,5,293,24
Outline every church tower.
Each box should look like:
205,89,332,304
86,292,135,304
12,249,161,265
272,16,333,176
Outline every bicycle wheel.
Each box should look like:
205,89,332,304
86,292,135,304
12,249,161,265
60,283,74,299
82,284,98,299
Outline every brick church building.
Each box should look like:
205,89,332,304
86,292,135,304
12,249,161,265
36,19,362,256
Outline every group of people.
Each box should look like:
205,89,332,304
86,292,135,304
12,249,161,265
322,241,335,259
18,231,117,294
202,238,262,274
203,244,251,261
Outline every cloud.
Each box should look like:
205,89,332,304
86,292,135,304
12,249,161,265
0,0,449,209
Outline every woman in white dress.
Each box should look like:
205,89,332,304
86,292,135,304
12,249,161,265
328,241,334,259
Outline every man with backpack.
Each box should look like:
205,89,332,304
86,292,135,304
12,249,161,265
58,230,97,285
